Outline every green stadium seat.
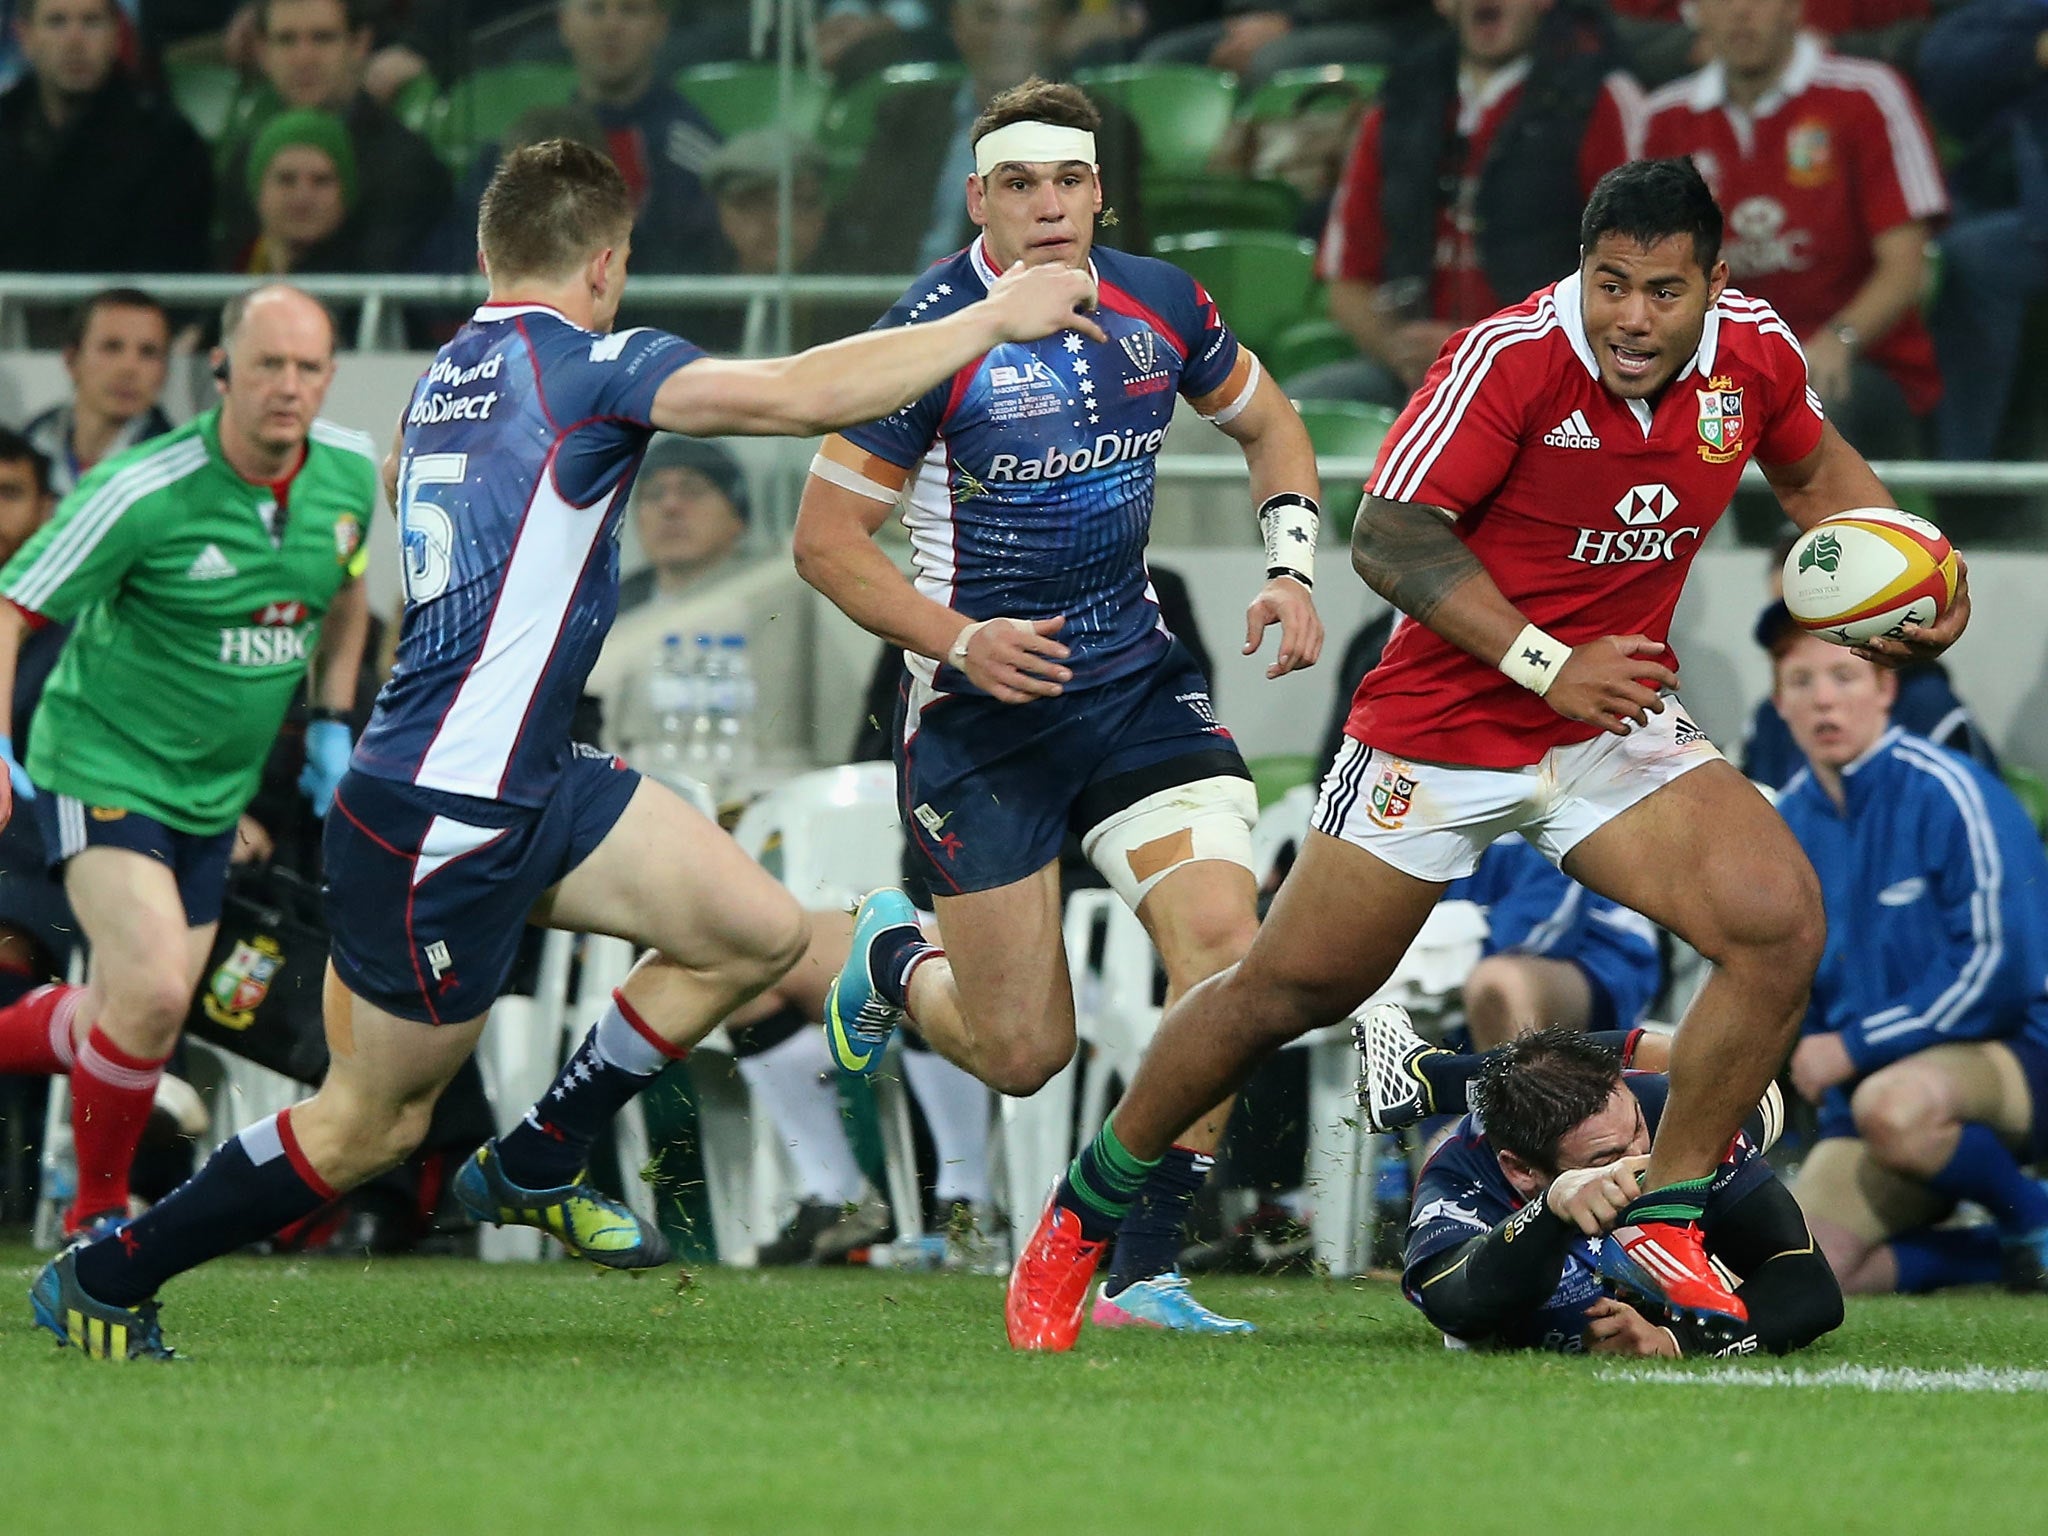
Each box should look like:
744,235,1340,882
1144,173,1301,243
820,62,965,165
424,63,579,168
1248,753,1319,809
2004,764,2048,841
1290,398,1399,536
391,70,440,134
1235,63,1386,121
678,63,830,139
1073,64,1235,177
168,60,259,144
1263,316,1359,384
1151,229,1317,354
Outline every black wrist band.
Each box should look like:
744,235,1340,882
308,706,348,724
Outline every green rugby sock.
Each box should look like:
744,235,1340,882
1622,1174,1717,1225
1058,1123,1159,1241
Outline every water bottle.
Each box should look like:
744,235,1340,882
716,633,757,787
639,634,698,787
867,1234,948,1271
685,633,720,787
1371,1133,1413,1270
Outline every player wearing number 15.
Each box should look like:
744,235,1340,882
1008,157,1972,1351
0,284,373,1245
35,137,1105,1358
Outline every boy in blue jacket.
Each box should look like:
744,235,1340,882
1770,617,2048,1293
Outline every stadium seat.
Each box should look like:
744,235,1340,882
1291,399,1399,535
1234,63,1387,122
2005,764,2048,841
1144,173,1301,244
1072,64,1236,177
423,63,579,168
819,62,965,185
677,62,830,139
1248,752,1318,809
1151,229,1319,355
1263,316,1360,386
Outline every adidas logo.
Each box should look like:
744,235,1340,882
186,543,238,581
1543,410,1601,449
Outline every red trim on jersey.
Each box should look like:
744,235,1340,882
276,1107,340,1201
1096,281,1187,360
514,319,561,432
940,358,983,427
6,598,48,632
614,988,688,1060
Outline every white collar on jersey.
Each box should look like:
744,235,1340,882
967,235,1099,294
1455,55,1531,138
1687,30,1823,118
471,301,574,325
1555,269,1722,387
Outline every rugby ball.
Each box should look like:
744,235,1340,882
1781,509,1958,647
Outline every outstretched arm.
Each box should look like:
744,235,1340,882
650,264,1105,439
1208,366,1324,678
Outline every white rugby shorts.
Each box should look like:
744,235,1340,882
1311,700,1724,883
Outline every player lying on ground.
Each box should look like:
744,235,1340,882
1763,621,2048,1296
793,78,1325,1336
31,138,1105,1360
0,286,372,1240
1005,156,1968,1351
1402,1026,1840,1357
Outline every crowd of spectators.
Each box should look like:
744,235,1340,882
3,0,2045,458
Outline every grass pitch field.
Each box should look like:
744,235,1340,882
3,1245,2045,1536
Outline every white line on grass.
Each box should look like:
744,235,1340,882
1597,1364,2048,1394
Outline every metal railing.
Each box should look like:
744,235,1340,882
0,273,918,352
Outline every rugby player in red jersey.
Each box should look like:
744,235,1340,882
1005,156,1971,1351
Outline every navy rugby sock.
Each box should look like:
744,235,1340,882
495,991,685,1190
1890,1226,2004,1293
1106,1144,1212,1294
1926,1123,2048,1236
74,1108,334,1308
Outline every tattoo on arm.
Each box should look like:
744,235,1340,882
1350,495,1485,624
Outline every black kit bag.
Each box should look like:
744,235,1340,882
184,863,331,1087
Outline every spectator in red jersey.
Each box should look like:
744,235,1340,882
1644,0,1947,457
1302,0,1645,408
1608,0,1931,88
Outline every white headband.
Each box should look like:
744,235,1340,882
973,121,1098,178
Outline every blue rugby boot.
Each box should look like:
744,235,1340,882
453,1142,671,1269
824,888,922,1076
30,1249,175,1361
1092,1273,1256,1335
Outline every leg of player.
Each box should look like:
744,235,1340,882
1094,858,1260,1336
35,974,487,1359
1560,761,1824,1328
58,848,217,1236
842,861,1078,1097
1461,954,1594,1051
1792,1137,1952,1294
465,779,809,1233
1354,1007,1663,1132
1849,1043,2048,1287
1007,832,1445,1349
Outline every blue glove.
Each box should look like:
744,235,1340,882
299,718,352,817
0,734,35,804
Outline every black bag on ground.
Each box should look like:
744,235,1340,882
184,863,331,1087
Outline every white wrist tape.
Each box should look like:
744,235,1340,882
946,616,1032,669
1257,493,1319,589
1499,622,1571,697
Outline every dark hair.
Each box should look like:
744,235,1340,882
1579,157,1723,275
970,76,1101,151
19,0,117,21
66,288,170,353
1472,1026,1624,1173
255,0,374,36
0,429,53,499
479,138,636,281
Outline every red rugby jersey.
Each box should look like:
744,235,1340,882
1316,66,1646,327
1347,273,1825,768
1644,34,1948,414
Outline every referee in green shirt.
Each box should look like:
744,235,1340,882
0,285,373,1239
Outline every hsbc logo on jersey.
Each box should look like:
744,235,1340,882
1569,484,1700,566
218,624,311,666
1613,484,1679,526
